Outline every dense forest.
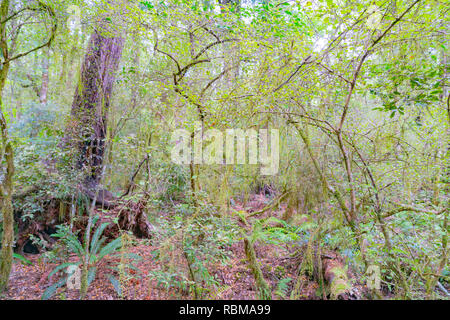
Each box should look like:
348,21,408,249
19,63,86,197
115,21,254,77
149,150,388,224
0,0,448,301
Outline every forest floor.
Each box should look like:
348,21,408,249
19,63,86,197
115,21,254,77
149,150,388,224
1,193,366,300
1,239,309,300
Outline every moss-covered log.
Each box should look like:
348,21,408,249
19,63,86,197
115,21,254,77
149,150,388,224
243,237,271,300
322,255,352,299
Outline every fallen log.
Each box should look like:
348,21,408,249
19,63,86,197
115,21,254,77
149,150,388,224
322,254,352,299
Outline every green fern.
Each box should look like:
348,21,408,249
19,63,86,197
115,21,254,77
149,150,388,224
107,274,123,298
41,221,122,300
274,277,292,299
13,253,32,265
42,277,67,300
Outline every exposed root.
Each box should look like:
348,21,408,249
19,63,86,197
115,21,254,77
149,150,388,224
13,193,152,254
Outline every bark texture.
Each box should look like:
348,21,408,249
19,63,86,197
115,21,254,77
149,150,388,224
244,237,271,299
0,105,14,292
0,0,13,293
68,25,125,188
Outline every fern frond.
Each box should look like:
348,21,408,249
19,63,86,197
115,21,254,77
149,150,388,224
275,277,292,299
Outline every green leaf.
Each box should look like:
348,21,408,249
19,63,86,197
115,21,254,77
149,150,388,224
84,215,100,245
107,274,122,297
41,277,67,300
88,267,97,286
13,253,32,265
90,237,106,263
90,222,110,254
64,236,84,258
48,262,80,279
97,237,122,260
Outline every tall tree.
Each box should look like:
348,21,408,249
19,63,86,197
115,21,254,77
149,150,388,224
63,4,125,297
0,0,14,293
0,0,56,292
67,16,125,191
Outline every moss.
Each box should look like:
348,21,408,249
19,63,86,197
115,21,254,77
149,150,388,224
329,266,347,279
302,233,316,278
331,279,350,299
275,265,286,278
326,265,350,299
244,237,271,300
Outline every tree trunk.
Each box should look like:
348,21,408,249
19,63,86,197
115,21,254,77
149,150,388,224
0,109,14,292
68,24,124,189
66,21,124,298
0,0,13,293
244,237,271,299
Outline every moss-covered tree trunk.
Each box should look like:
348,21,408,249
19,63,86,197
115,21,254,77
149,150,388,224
66,11,124,298
67,22,124,190
244,237,271,300
0,0,13,293
0,97,14,293
0,0,56,291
